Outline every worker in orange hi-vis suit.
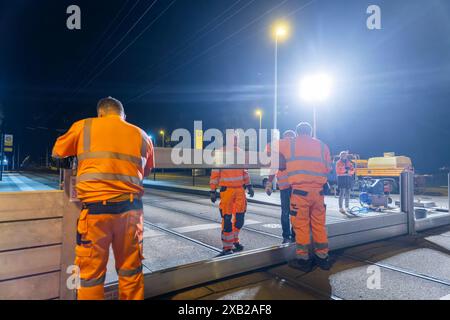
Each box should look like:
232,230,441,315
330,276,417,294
279,122,332,272
265,130,297,244
52,97,154,300
336,151,355,214
209,145,254,256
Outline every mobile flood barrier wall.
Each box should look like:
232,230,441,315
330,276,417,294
0,173,79,300
0,149,449,299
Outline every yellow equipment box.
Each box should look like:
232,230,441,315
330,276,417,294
368,156,412,169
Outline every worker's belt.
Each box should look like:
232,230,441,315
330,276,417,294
83,199,143,214
292,189,324,196
219,186,244,192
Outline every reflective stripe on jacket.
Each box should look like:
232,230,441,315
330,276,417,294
210,169,250,189
52,115,154,202
279,135,332,189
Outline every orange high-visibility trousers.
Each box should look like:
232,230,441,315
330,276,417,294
289,188,329,260
75,201,144,300
219,187,247,250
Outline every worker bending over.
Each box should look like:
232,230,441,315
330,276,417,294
265,130,297,243
210,145,254,256
336,151,355,214
279,122,332,272
52,97,154,300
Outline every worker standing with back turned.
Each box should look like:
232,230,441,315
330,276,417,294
279,122,332,272
336,151,355,214
265,130,297,244
210,138,255,257
52,97,154,300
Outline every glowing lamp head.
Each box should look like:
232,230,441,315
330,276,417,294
276,27,287,37
271,21,290,41
299,73,333,103
159,130,165,135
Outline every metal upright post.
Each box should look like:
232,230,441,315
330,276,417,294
0,133,4,181
448,173,449,214
400,171,415,235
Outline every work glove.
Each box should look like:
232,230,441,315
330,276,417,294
265,181,273,196
210,190,217,203
53,156,75,169
246,185,255,198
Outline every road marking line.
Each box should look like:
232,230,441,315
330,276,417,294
8,174,36,191
173,224,221,233
172,219,261,234
143,227,165,238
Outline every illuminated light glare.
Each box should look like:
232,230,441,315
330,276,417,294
299,73,333,103
271,21,290,41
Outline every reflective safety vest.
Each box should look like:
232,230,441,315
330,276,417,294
279,135,332,189
210,169,250,189
276,170,290,190
52,115,154,202
336,159,355,176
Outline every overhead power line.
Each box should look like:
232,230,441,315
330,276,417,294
127,0,294,103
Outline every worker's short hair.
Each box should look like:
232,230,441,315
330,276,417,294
97,97,124,115
296,122,312,136
283,130,296,139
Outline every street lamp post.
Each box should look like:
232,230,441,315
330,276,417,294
159,130,165,175
255,109,262,132
271,22,289,135
271,21,289,191
159,130,165,148
274,36,278,134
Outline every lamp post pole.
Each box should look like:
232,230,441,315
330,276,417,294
273,37,278,135
313,105,317,138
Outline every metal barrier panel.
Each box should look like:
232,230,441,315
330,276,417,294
400,171,416,235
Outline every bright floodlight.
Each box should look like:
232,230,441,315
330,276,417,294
255,109,262,116
300,73,333,102
272,21,290,41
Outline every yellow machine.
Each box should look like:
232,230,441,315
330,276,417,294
355,152,413,178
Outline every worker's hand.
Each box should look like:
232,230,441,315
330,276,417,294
247,185,255,198
265,181,273,196
210,190,217,203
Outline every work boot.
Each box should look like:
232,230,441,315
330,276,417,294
314,255,331,271
216,249,233,257
282,238,291,244
339,208,346,215
288,258,314,273
233,243,244,252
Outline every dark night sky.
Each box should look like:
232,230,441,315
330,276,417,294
1,0,450,172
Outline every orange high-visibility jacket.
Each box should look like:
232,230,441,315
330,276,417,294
276,170,290,190
279,135,332,189
210,169,250,190
336,159,355,176
52,115,154,202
